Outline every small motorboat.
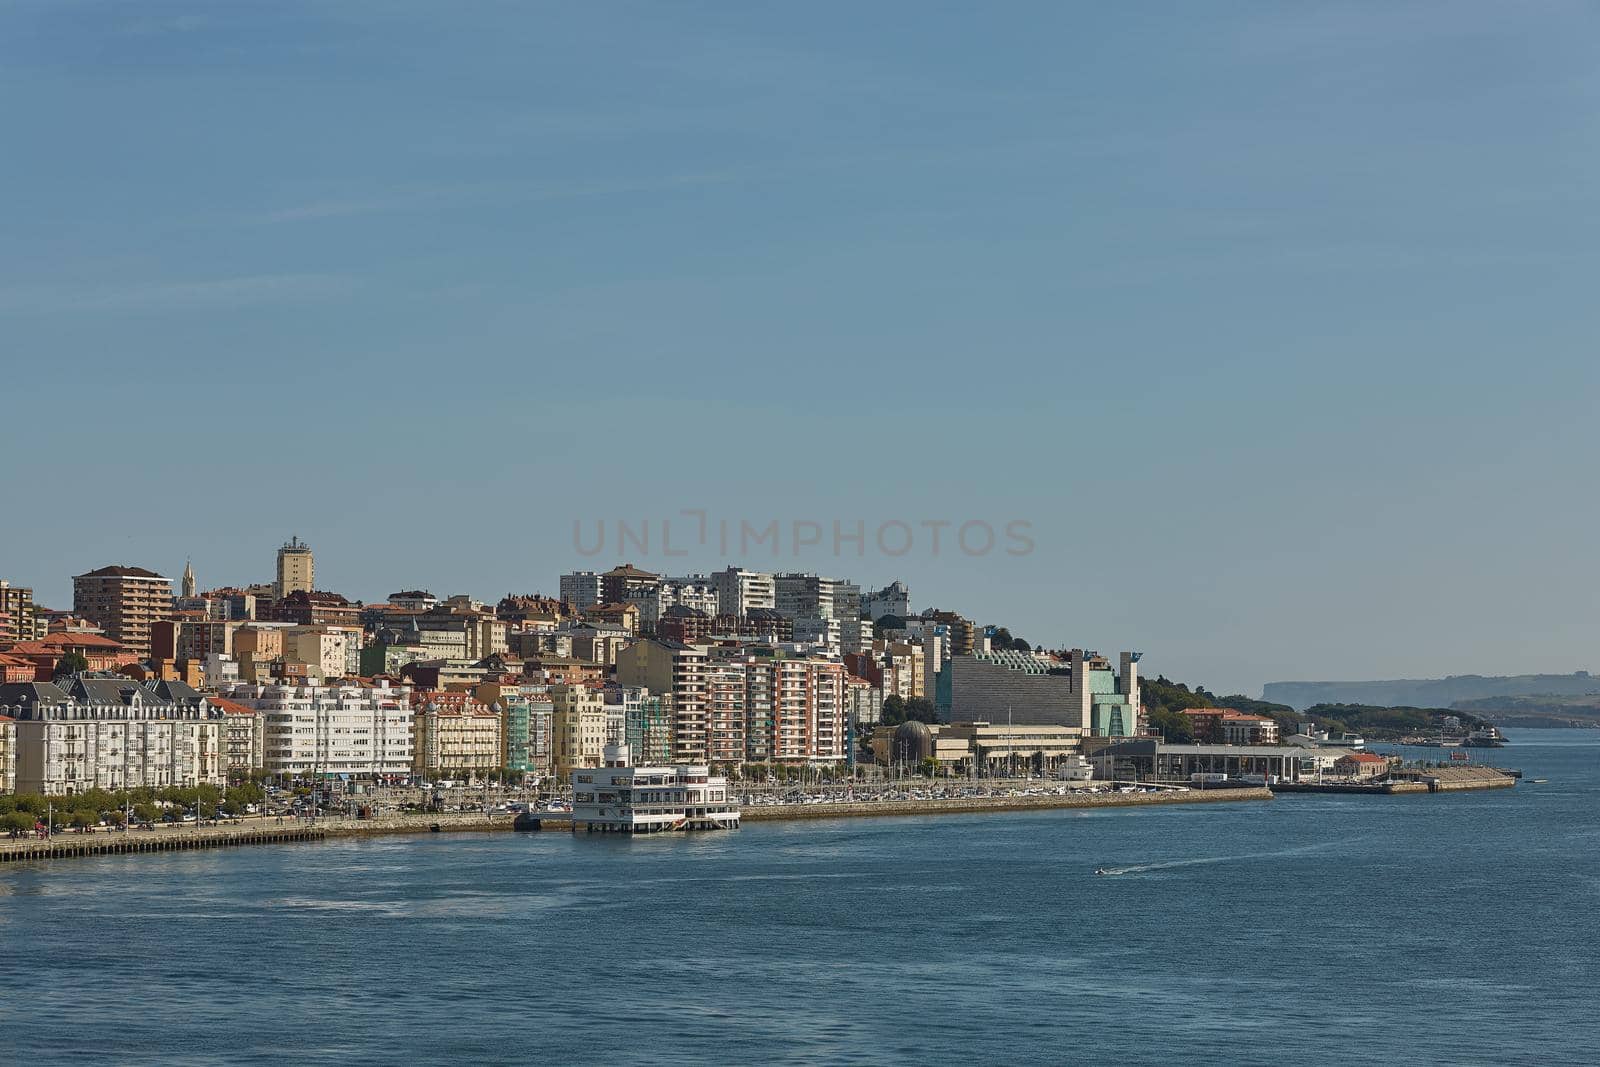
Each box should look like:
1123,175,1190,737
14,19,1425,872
1093,868,1108,876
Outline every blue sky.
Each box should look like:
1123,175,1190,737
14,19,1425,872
4,2,1598,695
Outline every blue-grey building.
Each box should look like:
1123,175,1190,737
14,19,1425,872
935,648,1141,737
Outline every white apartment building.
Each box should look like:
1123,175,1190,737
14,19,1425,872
0,714,16,793
214,700,264,776
863,580,910,622
0,679,224,795
203,653,242,687
667,577,719,617
625,577,719,630
712,567,775,617
792,616,843,649
223,681,414,778
607,685,672,766
776,573,865,653
845,676,883,726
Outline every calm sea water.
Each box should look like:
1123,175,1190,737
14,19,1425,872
2,729,1597,1066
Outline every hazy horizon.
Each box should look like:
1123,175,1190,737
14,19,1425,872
6,2,1598,696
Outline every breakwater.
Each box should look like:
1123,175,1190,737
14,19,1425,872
1271,781,1431,795
1273,766,1516,795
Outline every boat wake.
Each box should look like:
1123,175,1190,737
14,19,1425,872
1096,840,1345,877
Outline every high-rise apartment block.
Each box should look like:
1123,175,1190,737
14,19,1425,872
274,536,314,599
713,567,775,617
614,639,709,764
71,565,173,661
702,650,847,765
0,579,44,645
774,573,864,652
617,638,846,767
559,571,603,611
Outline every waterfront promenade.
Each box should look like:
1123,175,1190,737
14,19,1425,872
2,764,1521,864
0,786,1272,863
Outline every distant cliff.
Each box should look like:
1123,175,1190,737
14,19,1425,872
1262,672,1600,712
1451,694,1600,729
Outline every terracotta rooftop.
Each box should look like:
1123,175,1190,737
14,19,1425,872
75,565,168,580
10,632,125,652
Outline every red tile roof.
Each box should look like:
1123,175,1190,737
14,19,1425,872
208,696,258,717
10,632,125,653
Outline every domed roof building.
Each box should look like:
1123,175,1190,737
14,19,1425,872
891,720,936,765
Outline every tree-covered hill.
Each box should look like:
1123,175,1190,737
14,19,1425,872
1301,703,1491,738
1136,677,1487,741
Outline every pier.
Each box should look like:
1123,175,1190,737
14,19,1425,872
1272,765,1516,795
0,824,326,863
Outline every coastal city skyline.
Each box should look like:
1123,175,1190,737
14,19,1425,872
6,5,1598,1064
0,532,1518,801
7,3,1600,699
13,538,1593,702
10,533,1598,700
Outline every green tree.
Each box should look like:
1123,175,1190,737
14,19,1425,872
2,811,36,835
53,651,90,678
880,694,907,726
904,697,939,724
69,809,95,830
872,615,905,638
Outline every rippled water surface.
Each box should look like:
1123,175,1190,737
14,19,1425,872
3,730,1597,1065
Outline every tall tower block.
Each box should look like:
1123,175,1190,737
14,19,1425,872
275,537,315,599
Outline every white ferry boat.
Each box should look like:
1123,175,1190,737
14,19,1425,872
571,744,741,834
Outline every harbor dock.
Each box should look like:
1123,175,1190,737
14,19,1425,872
1272,765,1515,795
517,784,1273,830
0,824,327,863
